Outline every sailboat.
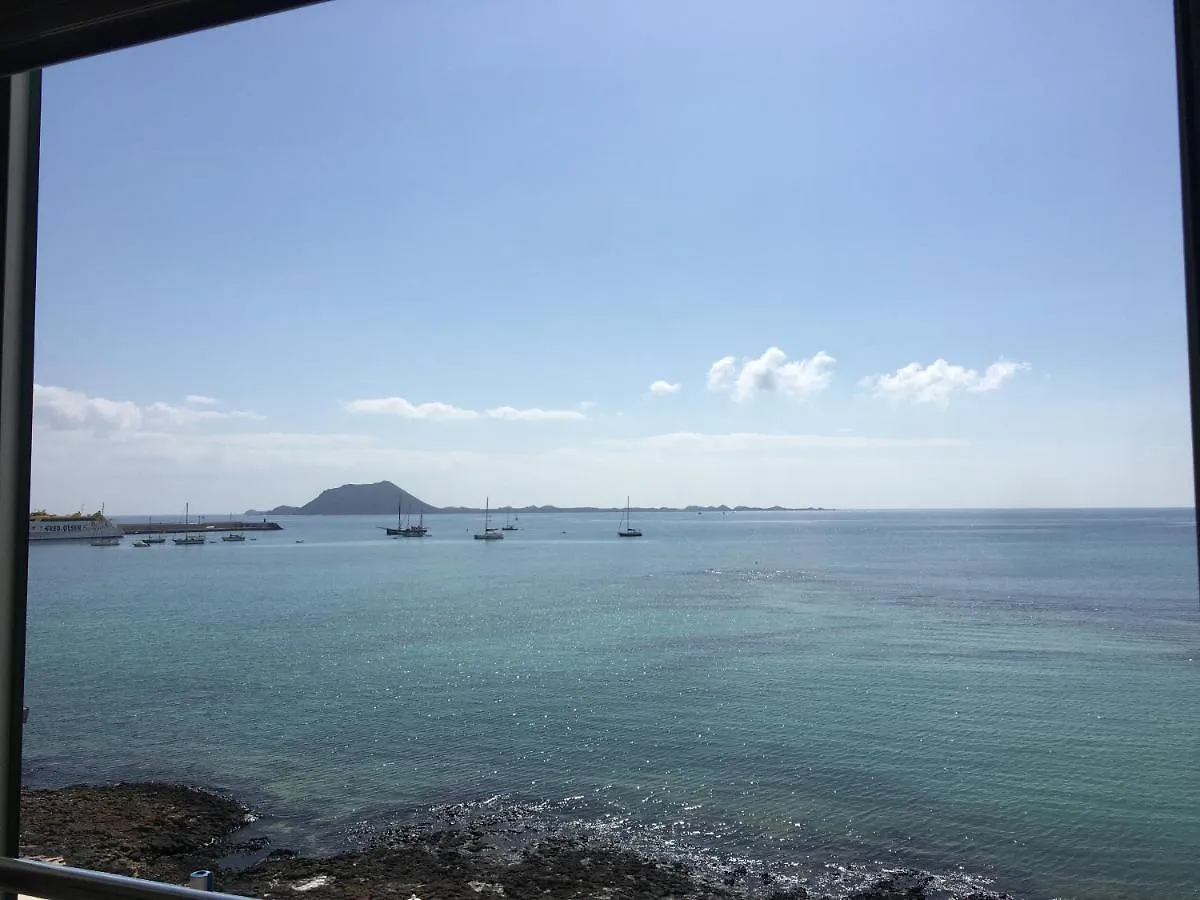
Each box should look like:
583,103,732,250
173,502,205,545
473,497,504,541
142,516,165,544
385,501,405,536
501,509,517,531
385,500,429,537
404,507,429,537
617,496,642,538
221,513,246,542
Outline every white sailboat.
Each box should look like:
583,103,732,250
473,497,504,541
617,496,642,538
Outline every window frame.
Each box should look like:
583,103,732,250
0,2,1197,897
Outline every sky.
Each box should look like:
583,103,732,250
27,0,1195,513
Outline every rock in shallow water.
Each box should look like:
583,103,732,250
17,784,1020,900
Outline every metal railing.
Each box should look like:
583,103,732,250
0,859,248,900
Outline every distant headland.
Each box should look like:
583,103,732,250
245,481,829,516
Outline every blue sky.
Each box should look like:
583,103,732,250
28,0,1194,512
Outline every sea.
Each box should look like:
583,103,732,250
20,509,1200,899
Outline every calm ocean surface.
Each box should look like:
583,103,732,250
21,509,1200,899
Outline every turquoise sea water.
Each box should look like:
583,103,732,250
21,509,1200,899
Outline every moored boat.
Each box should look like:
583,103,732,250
617,497,642,538
173,503,205,545
29,509,122,542
474,497,503,541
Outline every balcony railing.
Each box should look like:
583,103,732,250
0,858,248,900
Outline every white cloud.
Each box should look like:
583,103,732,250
601,431,967,452
974,359,1028,392
33,385,143,430
145,401,263,425
344,397,480,421
186,395,219,405
648,380,682,396
707,356,736,391
707,348,836,402
860,358,1030,407
33,385,261,430
485,406,585,421
30,425,485,505
345,397,586,422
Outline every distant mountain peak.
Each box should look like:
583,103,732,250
246,481,436,516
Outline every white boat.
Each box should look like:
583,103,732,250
29,509,122,542
474,497,504,541
617,496,642,538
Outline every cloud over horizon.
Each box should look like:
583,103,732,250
860,359,1029,406
648,380,681,396
34,385,262,430
345,396,586,422
707,348,835,402
601,431,968,452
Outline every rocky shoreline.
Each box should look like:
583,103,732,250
20,783,1016,900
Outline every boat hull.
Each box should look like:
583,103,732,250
29,516,122,542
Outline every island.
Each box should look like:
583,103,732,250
246,482,829,517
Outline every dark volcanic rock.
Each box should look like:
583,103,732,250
220,831,736,900
248,481,437,516
17,784,1019,900
20,782,248,884
849,869,932,899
